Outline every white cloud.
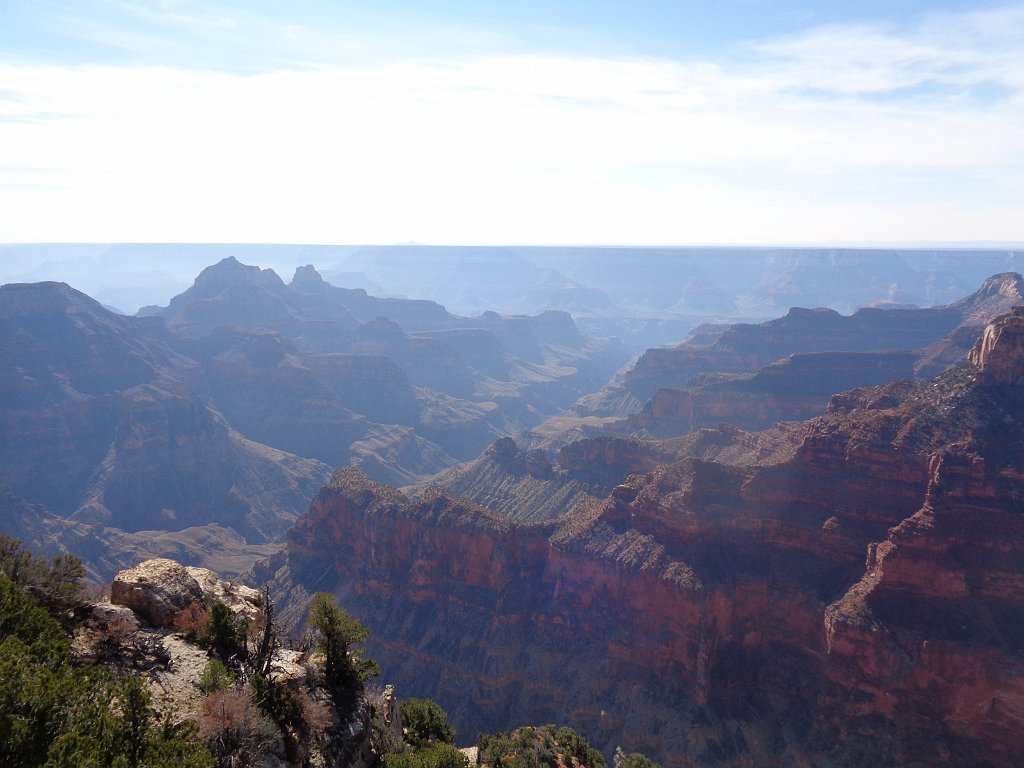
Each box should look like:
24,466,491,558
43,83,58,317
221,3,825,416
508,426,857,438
0,4,1021,244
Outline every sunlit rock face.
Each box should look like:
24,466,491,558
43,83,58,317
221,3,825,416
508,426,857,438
970,306,1024,385
110,557,262,632
265,313,1024,768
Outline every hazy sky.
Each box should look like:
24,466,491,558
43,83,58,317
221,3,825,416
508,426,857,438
1,1,1021,245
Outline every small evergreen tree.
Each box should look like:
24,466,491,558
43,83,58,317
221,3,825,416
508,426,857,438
306,592,379,711
198,659,235,694
0,535,86,617
200,601,246,659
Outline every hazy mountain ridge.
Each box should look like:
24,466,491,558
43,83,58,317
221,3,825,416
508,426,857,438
142,257,629,465
5,244,1021,352
574,272,1024,419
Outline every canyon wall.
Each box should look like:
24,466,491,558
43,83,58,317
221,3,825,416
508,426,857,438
263,310,1024,766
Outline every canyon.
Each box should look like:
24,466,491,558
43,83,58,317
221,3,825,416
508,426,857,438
3,253,1024,766
0,259,625,580
258,308,1024,767
573,271,1024,420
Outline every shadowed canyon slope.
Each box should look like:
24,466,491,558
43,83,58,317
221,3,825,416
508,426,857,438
146,257,629,466
0,261,626,577
260,309,1024,768
0,282,329,544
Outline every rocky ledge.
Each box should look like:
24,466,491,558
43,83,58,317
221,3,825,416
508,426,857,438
75,557,401,768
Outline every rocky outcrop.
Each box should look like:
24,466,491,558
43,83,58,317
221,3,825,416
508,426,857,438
917,272,1024,377
266,314,1024,768
111,557,262,631
969,306,1024,385
73,556,403,768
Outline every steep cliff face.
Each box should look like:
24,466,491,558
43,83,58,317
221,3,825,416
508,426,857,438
917,273,1024,377
266,312,1024,768
969,306,1024,385
70,385,328,540
821,363,1024,764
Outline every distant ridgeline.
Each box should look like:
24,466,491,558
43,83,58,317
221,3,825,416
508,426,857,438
1,242,1020,350
3,251,1024,766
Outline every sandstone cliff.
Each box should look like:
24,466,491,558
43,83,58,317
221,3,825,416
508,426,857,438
264,310,1024,767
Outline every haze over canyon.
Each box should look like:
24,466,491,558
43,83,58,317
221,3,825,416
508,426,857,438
2,245,1024,766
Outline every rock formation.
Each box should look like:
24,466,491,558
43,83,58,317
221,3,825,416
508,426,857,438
145,259,628,464
68,556,400,768
111,557,262,631
625,350,918,438
263,310,1024,768
969,306,1024,384
0,266,627,578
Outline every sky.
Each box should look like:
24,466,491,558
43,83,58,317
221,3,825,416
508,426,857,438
0,1,1022,245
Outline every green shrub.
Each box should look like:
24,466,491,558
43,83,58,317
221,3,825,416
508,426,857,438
200,601,246,658
0,566,215,767
400,698,456,748
386,742,469,768
618,751,660,768
0,536,86,617
479,725,606,768
198,659,235,693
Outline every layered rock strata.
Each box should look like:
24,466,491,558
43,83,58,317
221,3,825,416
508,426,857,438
264,310,1024,768
626,350,918,437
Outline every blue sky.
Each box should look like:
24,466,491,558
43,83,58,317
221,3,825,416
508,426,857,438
0,1,1021,244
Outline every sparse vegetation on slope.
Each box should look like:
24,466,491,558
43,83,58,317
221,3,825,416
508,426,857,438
0,545,215,767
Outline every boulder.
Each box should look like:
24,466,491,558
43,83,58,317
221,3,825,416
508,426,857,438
187,565,263,625
111,557,262,632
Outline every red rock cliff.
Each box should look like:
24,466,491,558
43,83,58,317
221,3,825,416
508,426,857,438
266,312,1024,768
